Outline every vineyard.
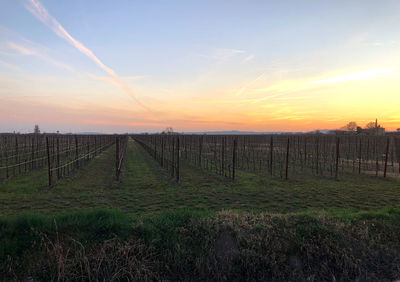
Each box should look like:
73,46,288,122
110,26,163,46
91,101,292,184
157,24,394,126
2,132,400,281
134,133,400,182
0,134,120,187
1,133,399,189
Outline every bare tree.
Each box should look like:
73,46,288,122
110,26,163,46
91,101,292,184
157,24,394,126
162,127,174,135
340,121,357,131
365,122,376,129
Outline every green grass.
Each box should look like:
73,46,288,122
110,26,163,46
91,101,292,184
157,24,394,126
1,138,399,216
90,139,400,214
2,208,400,281
0,146,117,214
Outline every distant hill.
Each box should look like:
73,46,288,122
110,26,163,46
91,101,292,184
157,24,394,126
75,132,107,135
133,130,340,135
182,130,303,135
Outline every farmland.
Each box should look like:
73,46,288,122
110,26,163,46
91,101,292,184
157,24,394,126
1,133,400,281
1,134,400,215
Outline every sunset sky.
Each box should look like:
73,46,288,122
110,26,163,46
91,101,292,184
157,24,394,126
1,0,400,133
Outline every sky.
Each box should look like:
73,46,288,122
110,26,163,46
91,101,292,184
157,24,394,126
1,0,400,133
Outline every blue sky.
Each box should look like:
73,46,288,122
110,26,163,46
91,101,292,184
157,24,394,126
1,0,400,133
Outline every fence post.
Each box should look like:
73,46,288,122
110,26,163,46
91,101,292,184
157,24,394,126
269,135,274,176
171,137,175,176
161,137,164,167
285,137,290,180
57,138,60,180
31,136,35,169
221,136,225,176
304,137,307,168
87,136,90,161
335,137,340,180
15,136,20,174
46,136,52,187
384,137,390,178
232,138,237,181
176,136,180,182
116,136,120,180
5,140,9,178
316,136,319,175
198,136,203,167
75,136,79,168
94,136,97,157
358,138,362,174
154,136,157,160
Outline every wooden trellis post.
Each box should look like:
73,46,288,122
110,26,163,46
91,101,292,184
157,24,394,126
57,138,60,180
115,137,120,180
269,136,273,176
176,136,180,182
232,138,237,181
161,137,164,167
285,137,290,180
46,136,52,187
75,136,79,168
198,136,203,167
384,137,390,178
335,137,340,180
358,138,362,174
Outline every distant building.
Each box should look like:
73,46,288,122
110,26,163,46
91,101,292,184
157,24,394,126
356,119,385,136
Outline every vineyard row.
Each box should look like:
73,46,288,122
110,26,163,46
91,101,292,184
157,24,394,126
133,134,400,181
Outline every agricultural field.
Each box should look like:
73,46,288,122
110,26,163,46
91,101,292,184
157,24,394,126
1,134,400,215
1,133,400,280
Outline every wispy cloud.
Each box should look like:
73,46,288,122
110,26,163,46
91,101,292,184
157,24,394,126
235,71,266,96
3,40,75,72
25,0,150,112
243,54,255,62
196,48,246,61
236,66,399,102
7,41,36,55
215,48,245,60
310,68,397,85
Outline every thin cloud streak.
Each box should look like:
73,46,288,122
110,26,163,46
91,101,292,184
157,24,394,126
243,54,255,62
25,0,151,113
310,68,397,85
7,41,35,55
4,40,75,72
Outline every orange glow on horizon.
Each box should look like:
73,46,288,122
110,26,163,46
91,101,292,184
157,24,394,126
1,64,400,133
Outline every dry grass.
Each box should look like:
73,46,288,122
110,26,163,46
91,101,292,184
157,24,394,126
3,209,400,281
35,233,158,281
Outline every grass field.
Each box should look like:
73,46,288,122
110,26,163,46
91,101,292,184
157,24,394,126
1,138,399,215
1,138,400,281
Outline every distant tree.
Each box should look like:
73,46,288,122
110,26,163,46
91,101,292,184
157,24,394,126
365,122,376,129
397,128,400,132
340,121,357,131
162,127,174,135
34,125,40,134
